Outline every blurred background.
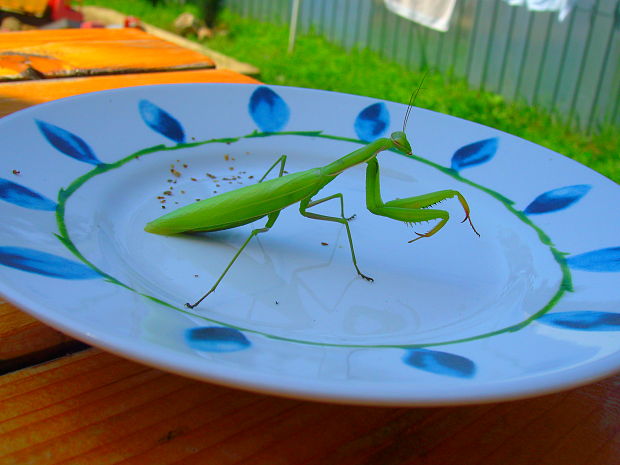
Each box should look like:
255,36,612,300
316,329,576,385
1,0,618,181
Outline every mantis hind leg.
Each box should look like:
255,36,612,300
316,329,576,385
299,194,373,282
186,211,281,309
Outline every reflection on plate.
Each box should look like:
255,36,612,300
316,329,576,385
0,84,619,405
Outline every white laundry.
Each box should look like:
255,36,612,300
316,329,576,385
383,0,457,32
504,0,579,21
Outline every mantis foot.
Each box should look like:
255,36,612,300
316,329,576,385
346,214,357,221
185,289,215,309
359,272,374,282
407,232,429,243
461,213,481,237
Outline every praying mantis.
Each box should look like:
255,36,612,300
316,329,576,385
145,86,480,309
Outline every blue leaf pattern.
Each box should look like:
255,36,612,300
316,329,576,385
138,100,186,144
538,311,620,331
354,102,389,142
36,120,102,165
185,326,251,352
567,247,620,272
451,138,498,171
0,178,56,211
403,348,476,378
524,185,591,214
248,87,290,133
0,246,101,279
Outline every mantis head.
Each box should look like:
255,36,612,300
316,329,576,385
390,131,412,155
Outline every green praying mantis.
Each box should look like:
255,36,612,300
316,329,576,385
145,86,480,309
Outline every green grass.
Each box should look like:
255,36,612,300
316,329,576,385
85,0,619,182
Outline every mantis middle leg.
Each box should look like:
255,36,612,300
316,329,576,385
365,158,479,242
299,193,373,282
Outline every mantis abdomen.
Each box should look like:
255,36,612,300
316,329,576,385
145,166,331,235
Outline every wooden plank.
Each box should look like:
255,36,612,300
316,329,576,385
0,28,215,81
0,68,260,118
0,300,87,374
0,349,618,464
82,6,260,76
0,301,69,360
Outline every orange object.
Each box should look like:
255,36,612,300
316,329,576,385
0,0,82,20
0,68,259,118
0,0,48,17
0,28,216,81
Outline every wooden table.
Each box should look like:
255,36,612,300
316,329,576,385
1,28,619,465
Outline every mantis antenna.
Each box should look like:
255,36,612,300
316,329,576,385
402,72,428,132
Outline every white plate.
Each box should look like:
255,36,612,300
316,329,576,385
1,84,619,405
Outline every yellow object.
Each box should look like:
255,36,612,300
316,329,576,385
0,0,49,17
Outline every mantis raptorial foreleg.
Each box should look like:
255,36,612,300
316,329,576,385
365,158,479,243
299,193,373,282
